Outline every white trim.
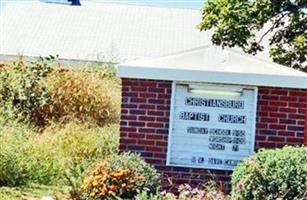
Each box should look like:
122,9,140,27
166,81,176,166
250,87,258,156
117,65,307,89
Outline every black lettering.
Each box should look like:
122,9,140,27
187,127,208,134
179,112,210,121
232,130,246,137
209,143,225,150
209,136,232,143
198,157,205,164
185,97,244,109
209,128,231,136
218,114,246,124
209,136,246,144
232,145,239,151
232,137,246,144
224,159,240,166
209,158,223,165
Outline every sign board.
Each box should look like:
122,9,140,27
167,83,258,170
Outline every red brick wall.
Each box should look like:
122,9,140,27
119,78,307,190
256,88,307,148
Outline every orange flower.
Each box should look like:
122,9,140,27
98,187,108,196
109,184,117,192
137,175,145,181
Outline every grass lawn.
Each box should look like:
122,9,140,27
0,185,70,200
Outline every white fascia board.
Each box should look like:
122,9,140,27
117,65,307,89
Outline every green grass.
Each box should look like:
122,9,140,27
0,184,70,200
0,120,119,199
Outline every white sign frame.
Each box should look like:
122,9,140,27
166,81,258,171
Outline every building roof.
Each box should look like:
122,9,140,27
0,1,211,62
118,46,307,89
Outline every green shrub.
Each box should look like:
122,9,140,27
0,123,62,186
0,56,55,125
41,120,119,163
40,120,119,196
0,119,119,188
0,126,29,186
231,146,307,200
80,152,160,199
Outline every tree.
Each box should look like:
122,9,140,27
198,0,307,72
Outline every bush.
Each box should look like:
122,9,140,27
0,56,55,124
44,66,120,126
40,120,119,197
231,146,307,200
0,119,119,188
0,58,121,194
80,152,160,199
41,120,119,163
0,57,120,126
0,122,62,186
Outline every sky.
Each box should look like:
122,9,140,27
0,0,205,10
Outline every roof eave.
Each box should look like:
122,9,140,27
117,65,307,89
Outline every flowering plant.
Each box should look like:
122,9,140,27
177,183,229,200
136,183,229,200
80,153,160,199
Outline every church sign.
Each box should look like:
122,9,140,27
117,47,307,189
167,83,258,170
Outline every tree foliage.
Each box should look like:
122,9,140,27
198,0,307,72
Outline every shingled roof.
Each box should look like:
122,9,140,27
0,1,212,62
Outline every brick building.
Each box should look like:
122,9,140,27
117,47,307,190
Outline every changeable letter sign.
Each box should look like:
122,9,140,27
167,83,257,170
